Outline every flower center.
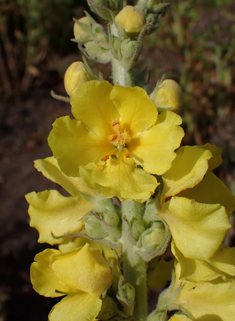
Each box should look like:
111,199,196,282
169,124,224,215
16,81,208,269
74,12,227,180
108,120,131,148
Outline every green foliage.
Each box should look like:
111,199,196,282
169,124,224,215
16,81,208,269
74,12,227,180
0,0,87,97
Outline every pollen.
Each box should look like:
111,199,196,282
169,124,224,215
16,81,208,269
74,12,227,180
108,119,131,148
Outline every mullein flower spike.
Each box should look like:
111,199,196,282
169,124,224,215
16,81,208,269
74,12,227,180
26,1,235,321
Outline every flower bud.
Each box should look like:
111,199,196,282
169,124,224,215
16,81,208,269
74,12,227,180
64,61,89,96
87,0,114,21
73,17,92,43
84,41,111,64
153,79,183,114
115,5,145,38
136,220,171,262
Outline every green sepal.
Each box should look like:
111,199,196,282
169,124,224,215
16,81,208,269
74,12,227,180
91,195,121,227
81,56,104,81
72,18,92,44
108,24,122,61
87,0,115,21
120,37,143,70
143,198,161,226
78,42,111,64
98,296,119,320
84,214,109,238
147,2,169,15
116,276,135,317
51,230,121,249
130,218,145,241
149,74,165,102
147,309,167,321
84,11,110,49
91,211,121,239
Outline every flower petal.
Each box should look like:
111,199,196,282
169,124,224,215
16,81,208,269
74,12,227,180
48,116,114,177
172,242,225,283
71,80,119,136
174,278,235,321
210,245,235,278
110,85,158,134
199,143,222,170
182,171,235,216
34,157,96,197
160,196,231,260
51,244,112,296
162,145,212,199
129,111,184,174
79,153,159,202
49,293,102,321
30,249,71,297
26,190,92,244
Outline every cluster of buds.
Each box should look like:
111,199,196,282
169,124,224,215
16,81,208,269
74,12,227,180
70,0,168,73
73,12,111,64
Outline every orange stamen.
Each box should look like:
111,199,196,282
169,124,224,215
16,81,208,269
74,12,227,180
101,155,109,162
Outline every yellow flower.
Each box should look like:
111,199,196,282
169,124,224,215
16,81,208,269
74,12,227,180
48,80,184,202
25,156,95,245
155,144,234,260
172,241,235,283
64,61,89,96
31,243,112,321
168,261,235,321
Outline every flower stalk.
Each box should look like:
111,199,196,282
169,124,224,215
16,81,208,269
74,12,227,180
122,201,148,321
110,23,134,87
25,1,235,321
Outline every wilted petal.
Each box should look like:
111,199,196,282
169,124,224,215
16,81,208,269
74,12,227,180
49,293,102,321
79,153,159,202
210,245,235,278
26,190,92,244
129,111,184,174
30,249,71,297
174,278,235,321
34,157,95,197
160,197,230,260
162,145,212,199
172,242,225,283
183,171,235,216
200,143,222,170
51,244,112,296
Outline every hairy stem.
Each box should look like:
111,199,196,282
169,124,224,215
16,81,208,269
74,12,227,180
122,201,148,321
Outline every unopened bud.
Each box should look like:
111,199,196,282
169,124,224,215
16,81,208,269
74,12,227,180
84,42,111,64
64,61,89,96
136,220,171,261
153,79,183,114
73,17,92,43
115,5,145,37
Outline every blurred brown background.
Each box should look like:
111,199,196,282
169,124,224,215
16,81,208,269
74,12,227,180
1,0,235,320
